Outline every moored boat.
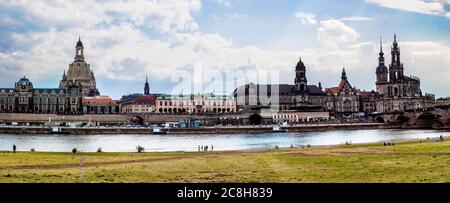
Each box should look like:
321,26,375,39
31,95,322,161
152,127,169,135
272,125,288,133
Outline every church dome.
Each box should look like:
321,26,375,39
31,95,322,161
17,76,32,86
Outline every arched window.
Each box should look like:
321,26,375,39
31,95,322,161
300,84,305,92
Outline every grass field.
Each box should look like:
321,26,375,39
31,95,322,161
0,139,449,183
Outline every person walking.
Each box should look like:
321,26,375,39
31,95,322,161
205,145,208,152
13,144,16,153
211,145,214,151
72,148,77,159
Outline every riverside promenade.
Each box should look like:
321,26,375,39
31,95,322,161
0,123,396,135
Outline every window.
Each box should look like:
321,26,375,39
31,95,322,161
34,97,39,104
50,97,57,104
59,97,65,103
71,87,78,97
19,96,28,104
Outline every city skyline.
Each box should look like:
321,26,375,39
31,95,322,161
1,0,450,99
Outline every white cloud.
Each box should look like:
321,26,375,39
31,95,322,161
365,0,450,19
317,19,360,50
0,0,202,33
293,12,317,25
341,16,374,21
1,0,450,98
213,0,232,7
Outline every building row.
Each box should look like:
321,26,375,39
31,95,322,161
0,35,441,116
234,35,436,115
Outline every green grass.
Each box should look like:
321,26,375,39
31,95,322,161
0,139,449,183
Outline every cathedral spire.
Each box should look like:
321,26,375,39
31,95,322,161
144,75,150,95
62,70,66,80
393,33,398,47
379,35,383,54
378,35,385,66
341,67,347,80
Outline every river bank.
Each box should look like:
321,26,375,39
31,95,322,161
0,123,398,135
0,138,448,183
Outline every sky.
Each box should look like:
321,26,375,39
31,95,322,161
0,0,449,99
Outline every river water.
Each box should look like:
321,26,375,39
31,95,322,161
0,129,448,152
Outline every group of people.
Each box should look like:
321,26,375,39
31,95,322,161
383,142,395,146
198,145,213,152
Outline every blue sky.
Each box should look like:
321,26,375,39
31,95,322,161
0,0,450,99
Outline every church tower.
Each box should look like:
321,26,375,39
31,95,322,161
60,37,100,97
75,37,85,62
144,76,150,95
389,34,404,82
294,57,308,93
376,36,388,95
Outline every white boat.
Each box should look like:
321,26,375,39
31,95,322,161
152,127,169,135
272,125,288,133
51,127,70,134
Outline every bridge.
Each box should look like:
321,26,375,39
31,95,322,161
374,106,450,129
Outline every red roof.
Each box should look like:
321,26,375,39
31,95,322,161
359,90,379,98
127,95,156,105
82,96,118,105
325,87,340,94
326,79,357,94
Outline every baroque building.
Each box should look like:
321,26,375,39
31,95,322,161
375,35,435,113
59,38,100,97
234,58,327,112
325,68,360,114
156,93,236,114
0,76,83,114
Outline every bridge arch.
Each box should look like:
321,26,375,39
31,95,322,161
249,113,263,125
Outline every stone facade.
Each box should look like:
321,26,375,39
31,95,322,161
272,111,330,123
121,95,157,114
0,77,83,114
156,93,236,114
325,68,360,114
59,38,100,97
234,58,327,112
375,35,435,113
82,96,120,114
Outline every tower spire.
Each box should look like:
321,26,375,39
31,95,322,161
393,33,398,47
380,35,383,53
144,75,150,95
341,67,347,80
